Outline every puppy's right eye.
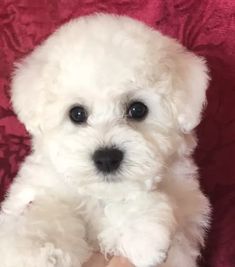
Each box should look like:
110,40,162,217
69,105,88,124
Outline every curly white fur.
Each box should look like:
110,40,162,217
0,14,211,267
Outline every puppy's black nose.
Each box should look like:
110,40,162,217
93,147,124,173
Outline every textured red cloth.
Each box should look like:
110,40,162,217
0,1,235,266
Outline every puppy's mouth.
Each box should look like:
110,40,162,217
102,173,122,183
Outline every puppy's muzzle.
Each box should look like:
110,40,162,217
92,147,124,174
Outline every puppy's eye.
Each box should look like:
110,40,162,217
69,105,88,124
127,101,148,121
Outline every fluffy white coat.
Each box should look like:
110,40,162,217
0,14,211,267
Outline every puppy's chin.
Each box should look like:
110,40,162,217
76,177,153,200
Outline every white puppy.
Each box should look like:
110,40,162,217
0,14,211,267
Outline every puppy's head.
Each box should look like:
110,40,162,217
11,14,209,187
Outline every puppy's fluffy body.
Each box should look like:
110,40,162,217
0,14,211,267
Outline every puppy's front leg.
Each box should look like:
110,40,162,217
98,192,176,267
0,194,91,267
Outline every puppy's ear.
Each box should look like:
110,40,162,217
11,55,48,135
167,47,209,133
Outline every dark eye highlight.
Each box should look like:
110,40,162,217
69,105,88,124
127,101,148,121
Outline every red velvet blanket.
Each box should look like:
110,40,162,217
0,1,235,266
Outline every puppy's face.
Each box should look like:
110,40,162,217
40,81,172,186
12,15,208,188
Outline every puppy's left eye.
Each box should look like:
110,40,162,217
69,105,88,124
127,101,148,121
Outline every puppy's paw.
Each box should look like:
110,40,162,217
40,243,72,267
134,251,168,267
142,248,168,267
125,233,170,267
99,222,171,267
99,192,175,267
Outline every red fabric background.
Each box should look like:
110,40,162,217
0,1,235,266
